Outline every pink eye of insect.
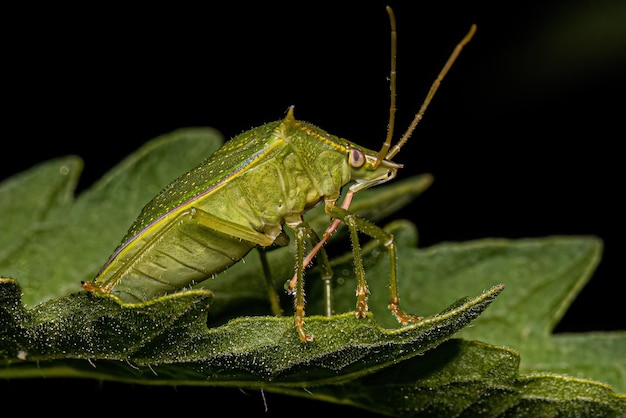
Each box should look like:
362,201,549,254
349,148,366,168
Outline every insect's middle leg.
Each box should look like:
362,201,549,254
286,224,334,317
326,205,421,324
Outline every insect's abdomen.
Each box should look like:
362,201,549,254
95,208,258,303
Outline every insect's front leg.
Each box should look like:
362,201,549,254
311,229,334,317
291,191,356,276
326,205,421,324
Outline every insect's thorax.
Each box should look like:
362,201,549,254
196,116,352,239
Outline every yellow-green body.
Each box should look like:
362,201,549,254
85,107,389,303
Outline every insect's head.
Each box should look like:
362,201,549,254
347,144,402,193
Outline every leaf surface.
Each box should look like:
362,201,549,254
0,127,623,416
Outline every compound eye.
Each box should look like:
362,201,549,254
349,148,366,168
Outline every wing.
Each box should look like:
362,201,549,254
115,119,283,250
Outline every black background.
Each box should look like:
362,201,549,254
3,1,624,415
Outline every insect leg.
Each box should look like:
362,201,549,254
307,191,356,266
343,213,369,318
305,227,334,317
326,205,421,324
191,207,276,247
287,191,355,298
292,223,314,342
285,223,334,316
190,208,290,315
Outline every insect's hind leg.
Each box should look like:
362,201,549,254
292,224,314,342
327,205,421,324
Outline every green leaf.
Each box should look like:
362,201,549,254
385,235,625,392
273,339,626,417
0,277,502,385
0,127,624,416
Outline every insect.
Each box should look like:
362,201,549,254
82,7,476,342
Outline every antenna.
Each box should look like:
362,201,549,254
375,6,477,166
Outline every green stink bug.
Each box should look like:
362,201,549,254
82,7,476,342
